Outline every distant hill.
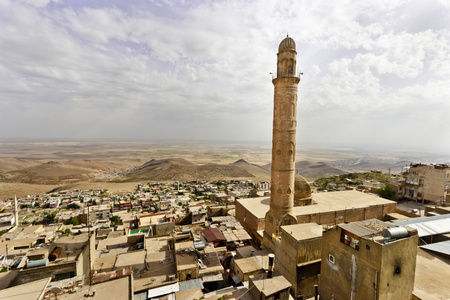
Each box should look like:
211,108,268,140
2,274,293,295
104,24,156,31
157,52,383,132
3,159,120,183
126,158,270,181
263,160,347,178
345,160,412,174
0,158,43,173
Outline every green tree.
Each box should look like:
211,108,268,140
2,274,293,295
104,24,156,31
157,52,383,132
63,228,71,234
70,218,80,226
378,185,396,200
43,212,56,224
110,215,120,225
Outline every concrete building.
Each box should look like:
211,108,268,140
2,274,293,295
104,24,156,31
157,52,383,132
401,163,450,203
264,35,301,251
79,204,111,224
275,223,323,299
231,255,269,283
8,232,96,287
0,213,15,227
319,219,418,300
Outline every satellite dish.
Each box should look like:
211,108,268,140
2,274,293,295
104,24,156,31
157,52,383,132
50,287,62,294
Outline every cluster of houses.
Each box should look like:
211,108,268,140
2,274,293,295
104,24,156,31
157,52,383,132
0,180,281,299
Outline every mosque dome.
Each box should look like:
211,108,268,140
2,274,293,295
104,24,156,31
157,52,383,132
278,35,296,52
294,174,311,199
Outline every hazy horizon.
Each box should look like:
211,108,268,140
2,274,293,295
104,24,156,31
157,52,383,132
1,139,449,163
1,1,449,153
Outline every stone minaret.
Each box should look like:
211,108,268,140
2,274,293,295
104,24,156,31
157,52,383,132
264,36,300,250
14,195,19,227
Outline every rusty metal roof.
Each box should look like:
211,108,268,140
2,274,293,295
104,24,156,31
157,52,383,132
201,227,226,242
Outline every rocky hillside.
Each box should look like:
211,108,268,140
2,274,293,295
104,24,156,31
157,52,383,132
126,158,270,181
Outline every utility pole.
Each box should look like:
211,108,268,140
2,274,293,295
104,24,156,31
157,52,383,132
5,244,9,272
87,203,92,285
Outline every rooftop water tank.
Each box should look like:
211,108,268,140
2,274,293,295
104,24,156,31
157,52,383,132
49,247,62,261
194,241,206,250
382,227,408,239
26,258,49,269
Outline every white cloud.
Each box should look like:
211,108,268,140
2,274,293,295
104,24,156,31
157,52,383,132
0,0,449,151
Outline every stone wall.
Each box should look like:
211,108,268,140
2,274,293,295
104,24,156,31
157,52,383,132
10,261,76,287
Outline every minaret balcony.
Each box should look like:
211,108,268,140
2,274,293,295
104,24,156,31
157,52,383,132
271,72,301,80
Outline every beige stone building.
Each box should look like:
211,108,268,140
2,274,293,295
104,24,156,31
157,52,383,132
236,189,396,248
401,163,450,203
275,223,323,299
319,219,418,300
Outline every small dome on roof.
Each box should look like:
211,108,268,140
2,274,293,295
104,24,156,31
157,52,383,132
294,174,311,199
278,35,296,52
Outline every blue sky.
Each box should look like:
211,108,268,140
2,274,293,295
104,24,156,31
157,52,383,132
0,0,449,152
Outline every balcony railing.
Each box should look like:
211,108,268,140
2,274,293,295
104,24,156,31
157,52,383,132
271,72,302,80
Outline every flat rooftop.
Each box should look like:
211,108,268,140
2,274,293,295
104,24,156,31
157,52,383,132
235,256,269,274
251,273,291,297
57,276,132,299
238,190,395,219
281,223,323,241
413,249,450,300
0,277,50,300
236,246,271,259
115,250,146,272
145,236,171,252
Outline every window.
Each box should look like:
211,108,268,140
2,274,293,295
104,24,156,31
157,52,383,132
328,254,335,264
340,230,360,251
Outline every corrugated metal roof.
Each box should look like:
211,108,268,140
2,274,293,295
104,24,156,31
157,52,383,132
202,227,226,242
394,214,450,237
179,278,204,291
147,282,179,298
395,214,450,225
420,240,450,256
339,219,386,237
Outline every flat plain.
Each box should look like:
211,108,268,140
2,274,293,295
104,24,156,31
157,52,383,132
0,140,448,200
